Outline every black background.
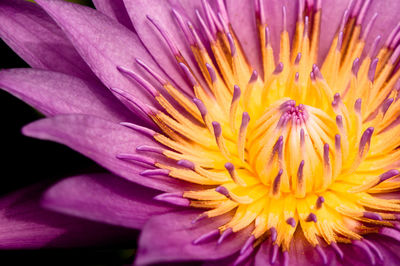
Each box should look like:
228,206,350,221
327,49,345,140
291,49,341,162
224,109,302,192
0,1,136,265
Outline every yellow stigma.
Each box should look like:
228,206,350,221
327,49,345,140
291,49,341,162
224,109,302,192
120,0,400,257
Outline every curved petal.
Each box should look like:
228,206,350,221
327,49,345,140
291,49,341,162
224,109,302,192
0,68,132,122
123,0,204,96
35,0,168,110
22,114,199,192
0,181,138,249
92,0,134,31
135,210,252,265
0,0,97,81
42,173,174,229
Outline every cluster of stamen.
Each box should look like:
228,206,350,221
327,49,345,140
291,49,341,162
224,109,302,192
113,0,400,265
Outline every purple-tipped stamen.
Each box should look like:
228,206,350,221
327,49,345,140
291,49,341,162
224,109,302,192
218,227,233,245
227,32,236,57
361,12,378,41
265,26,271,47
110,87,153,115
363,212,383,221
274,62,284,75
390,45,400,65
240,235,255,255
192,213,208,224
249,70,258,83
135,58,167,85
206,63,217,83
272,169,283,195
240,112,251,130
295,53,302,65
368,36,381,58
270,227,277,242
283,251,289,266
380,227,400,242
337,31,344,51
316,196,325,209
147,15,180,56
212,121,222,138
352,58,360,76
315,245,328,265
233,244,253,266
193,98,208,117
196,9,215,41
282,6,287,31
136,145,164,154
286,217,296,228
179,63,198,87
217,12,229,34
120,122,156,137
356,0,372,25
382,98,394,115
270,244,279,264
177,159,195,170
200,0,217,36
306,213,317,223
331,242,344,260
380,169,400,182
323,143,330,166
154,192,190,207
140,169,170,177
335,134,341,152
297,160,305,186
359,127,374,155
172,9,194,45
364,239,384,262
116,153,155,166
232,85,242,102
187,21,205,50
192,229,219,245
336,115,344,130
354,98,362,113
353,240,376,265
215,186,230,198
368,58,379,82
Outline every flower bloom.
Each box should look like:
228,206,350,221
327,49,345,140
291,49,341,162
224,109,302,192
2,0,400,265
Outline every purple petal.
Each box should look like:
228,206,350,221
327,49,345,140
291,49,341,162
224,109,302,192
254,228,400,266
0,68,132,122
0,0,97,81
319,0,400,61
135,210,253,265
22,114,199,192
254,229,335,266
0,182,138,249
42,173,174,229
226,0,297,75
35,0,167,111
123,0,205,96
319,0,351,59
364,0,400,48
92,0,134,30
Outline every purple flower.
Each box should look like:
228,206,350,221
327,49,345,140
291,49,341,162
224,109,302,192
2,0,400,265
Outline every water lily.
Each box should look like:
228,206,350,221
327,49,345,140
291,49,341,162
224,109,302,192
1,0,400,265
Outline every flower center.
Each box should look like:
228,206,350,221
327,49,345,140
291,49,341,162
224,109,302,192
115,0,400,263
